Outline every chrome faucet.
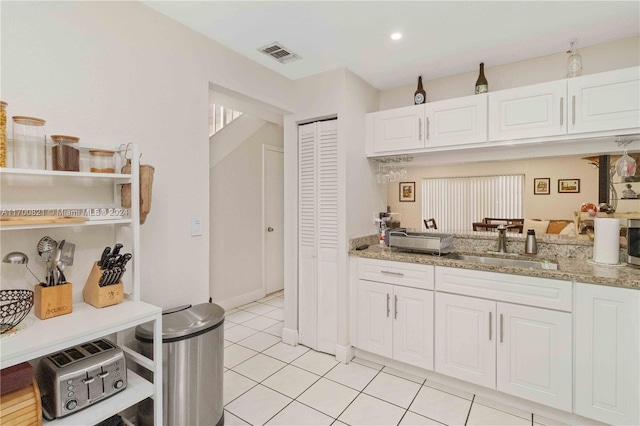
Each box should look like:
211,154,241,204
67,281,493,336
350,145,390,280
496,224,508,253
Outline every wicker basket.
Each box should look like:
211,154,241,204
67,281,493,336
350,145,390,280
0,289,34,334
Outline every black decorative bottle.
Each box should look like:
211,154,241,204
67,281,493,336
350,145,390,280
414,76,426,105
475,63,488,94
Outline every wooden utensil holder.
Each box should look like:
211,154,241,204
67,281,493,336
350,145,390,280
83,262,123,308
34,283,73,320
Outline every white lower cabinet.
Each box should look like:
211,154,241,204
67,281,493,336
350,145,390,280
434,267,572,412
575,282,640,425
357,280,434,370
356,259,434,370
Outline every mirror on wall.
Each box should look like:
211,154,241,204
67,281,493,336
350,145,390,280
386,152,640,233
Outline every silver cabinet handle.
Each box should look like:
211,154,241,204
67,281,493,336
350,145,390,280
572,95,576,125
386,294,390,318
560,97,564,126
394,295,398,319
500,313,504,343
381,270,404,276
418,118,422,141
426,117,430,140
489,311,492,341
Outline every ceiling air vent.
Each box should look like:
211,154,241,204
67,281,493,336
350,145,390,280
258,42,302,64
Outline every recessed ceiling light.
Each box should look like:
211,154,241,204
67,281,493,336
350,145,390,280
390,32,402,41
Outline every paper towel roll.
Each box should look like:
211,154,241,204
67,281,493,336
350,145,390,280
593,218,620,264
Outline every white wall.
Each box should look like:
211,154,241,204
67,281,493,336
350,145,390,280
380,37,640,110
210,121,283,307
283,68,346,344
387,156,599,231
1,1,293,308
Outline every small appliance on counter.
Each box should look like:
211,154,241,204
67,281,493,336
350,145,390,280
385,228,454,255
628,219,640,267
36,338,126,420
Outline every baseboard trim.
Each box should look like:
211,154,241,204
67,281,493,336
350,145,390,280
335,345,355,364
282,327,299,346
214,288,265,311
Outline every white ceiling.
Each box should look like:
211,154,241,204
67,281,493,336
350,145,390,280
144,1,640,91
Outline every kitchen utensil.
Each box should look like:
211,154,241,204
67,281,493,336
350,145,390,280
57,262,66,285
2,252,42,284
37,236,57,262
59,241,75,266
111,243,123,258
98,246,111,269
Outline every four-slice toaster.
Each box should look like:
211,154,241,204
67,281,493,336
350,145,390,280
36,338,127,420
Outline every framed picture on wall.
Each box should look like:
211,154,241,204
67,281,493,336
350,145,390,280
399,181,416,202
533,178,550,195
558,179,580,193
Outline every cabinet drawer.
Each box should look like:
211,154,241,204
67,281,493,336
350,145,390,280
359,258,434,290
435,267,571,311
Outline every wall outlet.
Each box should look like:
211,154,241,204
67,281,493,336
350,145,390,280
191,215,203,236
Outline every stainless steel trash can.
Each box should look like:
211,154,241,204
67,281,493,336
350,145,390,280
135,303,225,426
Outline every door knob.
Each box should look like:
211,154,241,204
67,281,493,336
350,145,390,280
267,227,274,232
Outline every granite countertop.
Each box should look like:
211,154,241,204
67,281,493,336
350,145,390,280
350,244,640,290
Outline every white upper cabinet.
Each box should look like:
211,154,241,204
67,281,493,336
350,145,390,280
488,80,567,142
425,94,488,147
568,66,640,134
367,67,640,157
368,104,425,153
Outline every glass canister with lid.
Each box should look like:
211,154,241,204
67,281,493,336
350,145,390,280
12,116,46,169
89,149,115,173
0,101,7,167
51,135,80,171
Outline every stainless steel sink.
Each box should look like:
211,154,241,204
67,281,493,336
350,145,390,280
448,253,558,270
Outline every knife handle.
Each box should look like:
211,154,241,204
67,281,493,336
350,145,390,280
112,243,124,257
98,247,111,268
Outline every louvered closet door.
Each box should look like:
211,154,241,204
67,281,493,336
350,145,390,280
297,119,339,352
316,120,338,353
298,122,318,348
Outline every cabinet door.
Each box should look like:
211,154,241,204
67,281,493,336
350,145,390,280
575,282,640,425
435,293,495,388
489,80,567,141
372,105,425,153
496,303,572,411
425,94,487,147
357,280,393,358
393,287,434,370
568,66,640,134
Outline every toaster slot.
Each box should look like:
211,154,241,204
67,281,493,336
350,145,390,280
81,343,100,355
65,348,85,361
50,352,72,367
93,340,114,351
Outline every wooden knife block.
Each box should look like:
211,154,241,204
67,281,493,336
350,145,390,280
34,283,72,320
83,262,123,308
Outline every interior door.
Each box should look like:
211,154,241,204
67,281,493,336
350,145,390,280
264,145,284,295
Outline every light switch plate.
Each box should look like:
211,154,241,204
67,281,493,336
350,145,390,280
191,215,203,236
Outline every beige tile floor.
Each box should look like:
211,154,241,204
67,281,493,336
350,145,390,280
223,291,556,426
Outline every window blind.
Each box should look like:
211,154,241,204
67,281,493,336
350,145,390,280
421,175,524,231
